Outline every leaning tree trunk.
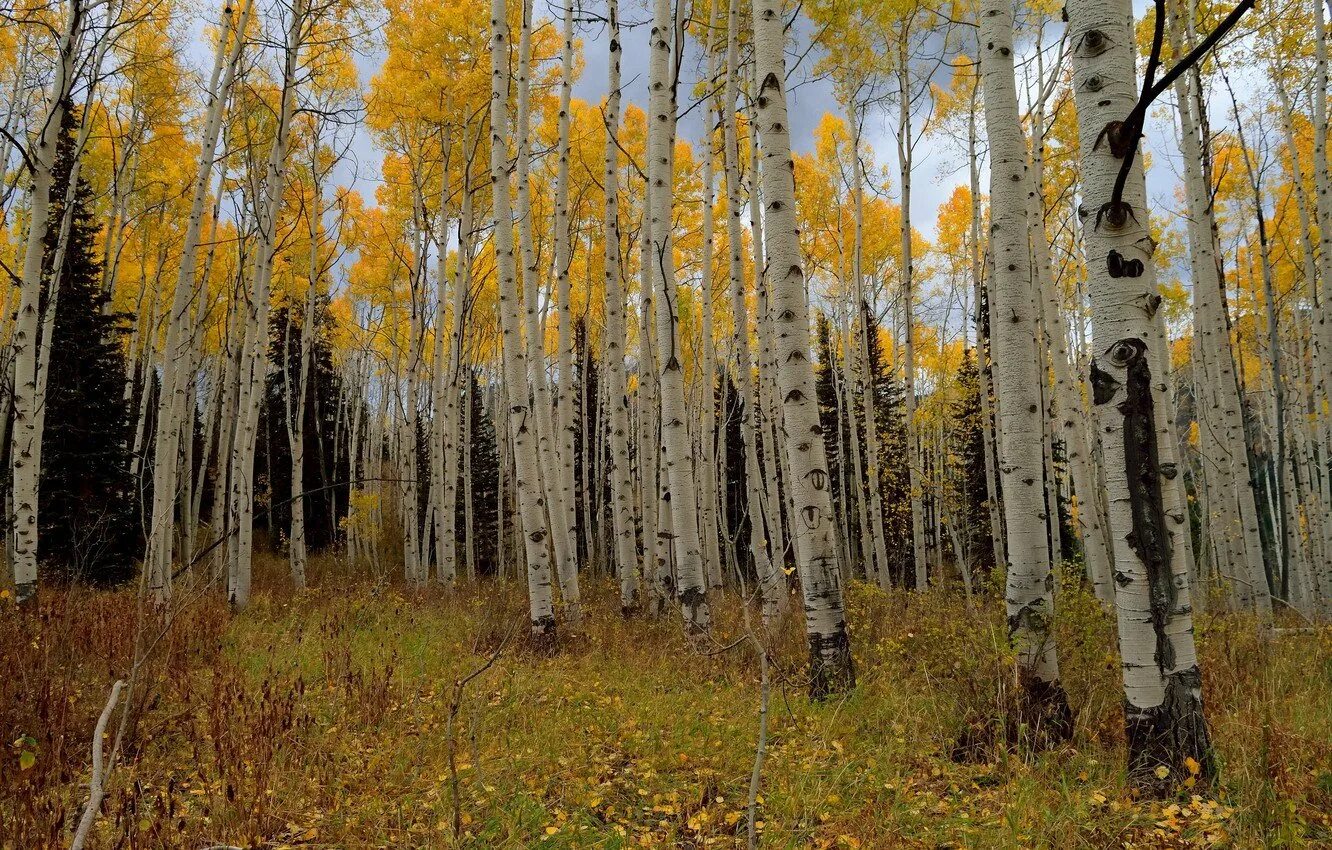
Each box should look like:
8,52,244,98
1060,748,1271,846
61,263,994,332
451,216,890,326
9,0,81,606
1067,0,1215,792
145,0,250,603
979,0,1072,740
753,0,854,697
490,0,556,638
647,0,709,632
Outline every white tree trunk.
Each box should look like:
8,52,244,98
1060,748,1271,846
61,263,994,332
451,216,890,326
550,0,582,618
722,0,779,618
490,0,556,637
896,67,927,591
9,0,82,605
1067,0,1213,789
145,0,251,602
848,105,892,591
753,0,854,696
602,0,640,611
227,0,306,608
648,0,709,631
979,0,1072,732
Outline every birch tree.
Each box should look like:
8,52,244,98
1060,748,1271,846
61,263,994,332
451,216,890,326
490,0,557,637
602,0,640,610
647,0,709,631
1066,0,1230,790
753,0,854,696
8,0,84,605
144,0,250,602
979,0,1072,736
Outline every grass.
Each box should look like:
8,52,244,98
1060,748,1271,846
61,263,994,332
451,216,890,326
2,556,1330,848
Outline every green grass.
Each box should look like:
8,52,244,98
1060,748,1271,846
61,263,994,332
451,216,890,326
3,562,1330,848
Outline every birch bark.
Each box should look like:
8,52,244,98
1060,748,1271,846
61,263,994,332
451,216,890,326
754,0,854,696
551,0,582,617
648,0,709,631
145,0,251,602
603,0,640,610
1067,0,1214,789
490,0,557,637
9,0,82,604
979,0,1072,734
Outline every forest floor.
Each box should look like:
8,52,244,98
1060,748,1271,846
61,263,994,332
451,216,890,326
2,557,1331,849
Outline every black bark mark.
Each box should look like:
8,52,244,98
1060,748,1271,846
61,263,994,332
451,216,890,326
807,624,855,700
1111,337,1215,794
1006,601,1075,748
1124,666,1215,795
1113,338,1174,673
1089,358,1120,406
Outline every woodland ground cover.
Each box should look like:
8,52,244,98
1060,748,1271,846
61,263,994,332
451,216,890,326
2,558,1329,848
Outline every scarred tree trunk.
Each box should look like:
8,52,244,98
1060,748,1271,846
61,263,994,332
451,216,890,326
1067,0,1214,792
753,0,854,697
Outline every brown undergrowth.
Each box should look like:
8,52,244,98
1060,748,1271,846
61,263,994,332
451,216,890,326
2,555,1329,847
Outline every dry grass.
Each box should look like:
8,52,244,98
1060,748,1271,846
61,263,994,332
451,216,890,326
2,555,1330,848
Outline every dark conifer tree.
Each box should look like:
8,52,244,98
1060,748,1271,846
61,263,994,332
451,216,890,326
716,368,750,580
32,103,138,583
572,316,600,567
813,312,853,565
460,369,500,575
948,349,995,577
259,298,351,553
860,301,910,585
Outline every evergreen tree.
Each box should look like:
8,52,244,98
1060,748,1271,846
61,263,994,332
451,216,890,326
32,103,137,583
460,369,501,575
948,349,996,577
861,302,910,585
259,298,352,553
716,368,750,580
814,312,853,563
572,316,600,567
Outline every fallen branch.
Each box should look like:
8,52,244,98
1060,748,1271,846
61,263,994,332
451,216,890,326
70,679,124,850
448,620,517,839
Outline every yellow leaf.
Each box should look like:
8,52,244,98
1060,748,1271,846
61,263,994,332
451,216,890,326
1154,765,1171,780
1185,756,1201,776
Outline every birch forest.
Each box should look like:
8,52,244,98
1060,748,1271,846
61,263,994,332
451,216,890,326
3,0,1332,844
